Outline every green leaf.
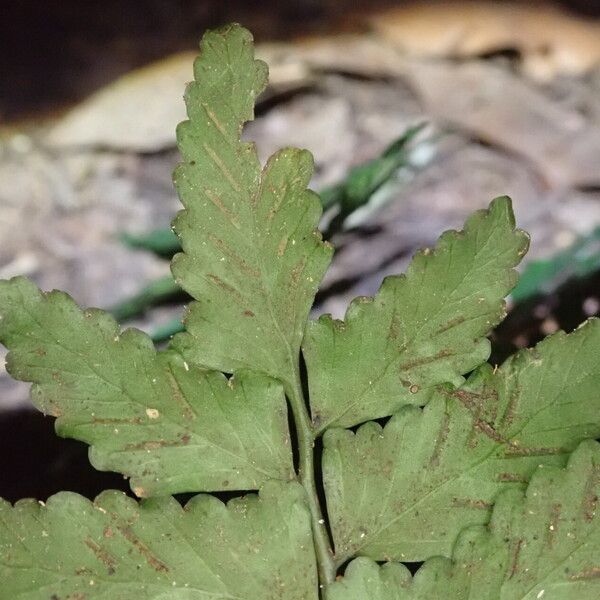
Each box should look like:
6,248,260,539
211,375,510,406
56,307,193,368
0,277,294,496
170,24,332,385
304,196,529,431
323,318,600,562
326,440,600,599
4,22,600,596
0,480,319,600
326,560,411,599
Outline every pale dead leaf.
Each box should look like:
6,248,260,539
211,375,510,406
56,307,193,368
372,1,600,80
401,60,600,188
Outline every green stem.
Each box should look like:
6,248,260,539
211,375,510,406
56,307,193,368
108,275,182,321
285,366,336,588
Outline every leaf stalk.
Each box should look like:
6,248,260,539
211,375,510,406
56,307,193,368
285,366,336,587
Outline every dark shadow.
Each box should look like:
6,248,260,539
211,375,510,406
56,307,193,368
0,409,130,503
491,269,600,365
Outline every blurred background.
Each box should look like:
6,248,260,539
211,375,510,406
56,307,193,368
1,0,600,501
